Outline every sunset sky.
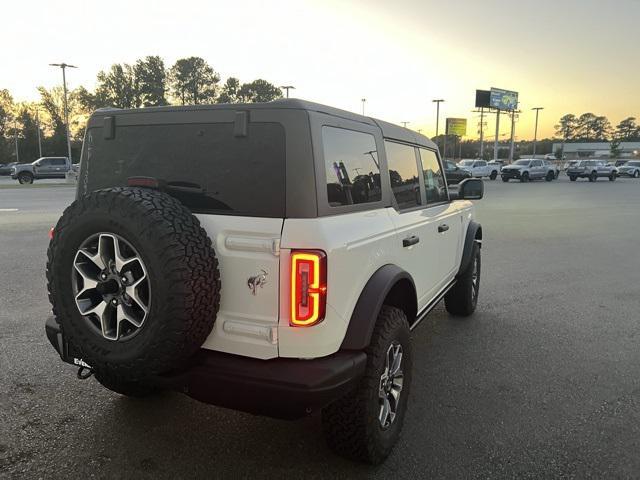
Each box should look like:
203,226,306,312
2,0,639,140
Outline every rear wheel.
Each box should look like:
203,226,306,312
569,176,577,182
18,172,34,184
520,172,529,183
445,241,480,316
545,171,554,181
322,306,412,465
489,171,497,180
609,173,616,181
634,170,639,178
501,176,509,182
589,171,597,182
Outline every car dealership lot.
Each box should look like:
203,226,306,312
1,177,639,479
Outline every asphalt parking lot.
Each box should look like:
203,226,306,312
1,176,639,479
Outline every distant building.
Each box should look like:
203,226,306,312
551,141,640,160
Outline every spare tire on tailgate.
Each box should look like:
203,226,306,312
46,187,220,380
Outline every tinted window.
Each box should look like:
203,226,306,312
52,158,67,166
419,149,447,204
385,141,421,210
83,123,286,217
476,161,487,167
38,159,52,166
532,160,542,167
445,161,456,170
323,126,381,207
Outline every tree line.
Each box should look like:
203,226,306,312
0,55,284,163
554,113,640,143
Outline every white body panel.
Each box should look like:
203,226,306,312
196,214,283,359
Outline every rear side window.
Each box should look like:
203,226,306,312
83,122,285,217
322,126,381,207
419,149,448,204
385,141,421,210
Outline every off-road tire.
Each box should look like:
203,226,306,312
489,171,498,180
569,176,577,182
445,241,480,317
18,172,34,184
46,187,220,381
95,372,159,398
520,172,530,183
322,306,412,465
545,171,554,181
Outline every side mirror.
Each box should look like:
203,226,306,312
451,178,483,200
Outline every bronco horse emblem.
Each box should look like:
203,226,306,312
247,270,268,295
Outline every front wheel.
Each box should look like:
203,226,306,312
569,176,577,182
501,176,509,182
322,306,412,465
545,171,554,182
520,172,530,183
445,241,480,316
589,171,597,182
18,172,34,184
634,170,639,178
489,171,497,180
609,173,616,181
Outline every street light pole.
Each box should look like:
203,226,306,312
35,108,43,158
401,121,409,128
50,63,77,162
280,85,295,98
432,99,444,155
509,106,519,162
14,118,19,163
361,98,366,115
493,109,501,161
479,107,485,159
531,107,544,158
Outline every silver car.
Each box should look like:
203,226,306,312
617,160,640,178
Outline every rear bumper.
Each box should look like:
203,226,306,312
46,316,366,419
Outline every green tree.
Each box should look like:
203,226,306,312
610,138,622,159
592,116,612,141
134,56,168,106
95,63,139,109
554,114,577,142
237,79,282,103
615,117,638,141
576,113,597,140
216,77,241,103
0,89,15,162
168,57,219,105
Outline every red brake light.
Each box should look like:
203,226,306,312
290,250,327,327
48,227,54,240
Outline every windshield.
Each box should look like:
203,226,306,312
458,160,474,166
514,160,530,165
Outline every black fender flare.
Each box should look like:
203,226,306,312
457,220,482,277
340,265,417,351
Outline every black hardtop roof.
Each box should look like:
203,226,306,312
90,99,438,150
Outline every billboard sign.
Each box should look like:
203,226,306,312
490,88,518,110
446,118,467,137
475,90,491,108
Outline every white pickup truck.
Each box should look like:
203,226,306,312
457,159,499,180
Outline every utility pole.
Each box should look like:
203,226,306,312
50,63,77,162
35,108,43,158
14,118,19,163
361,98,366,115
432,99,444,151
479,107,485,159
280,85,295,98
509,106,519,163
493,109,501,161
532,107,544,158
401,121,409,128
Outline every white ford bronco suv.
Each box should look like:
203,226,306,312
45,100,483,464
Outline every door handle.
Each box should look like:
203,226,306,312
402,235,420,247
438,224,449,233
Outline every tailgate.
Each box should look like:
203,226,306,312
197,214,284,359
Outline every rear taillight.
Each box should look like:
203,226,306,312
48,227,54,240
290,250,327,327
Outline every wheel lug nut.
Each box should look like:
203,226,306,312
100,273,107,280
112,298,118,306
121,277,127,284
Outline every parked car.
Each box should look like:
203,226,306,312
443,160,473,184
563,160,579,171
45,100,485,465
566,160,617,182
617,160,640,178
11,157,71,184
0,162,18,176
458,159,499,180
501,158,557,182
